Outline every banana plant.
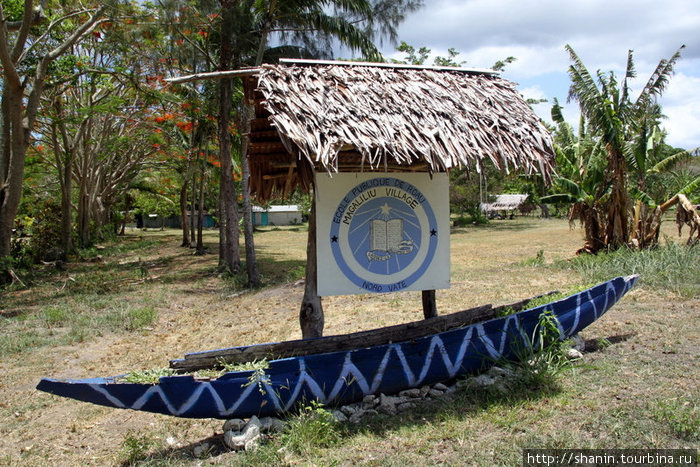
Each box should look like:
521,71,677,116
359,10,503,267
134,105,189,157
564,44,687,250
542,100,609,253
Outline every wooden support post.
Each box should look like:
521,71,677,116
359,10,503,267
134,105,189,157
422,289,438,319
299,190,324,338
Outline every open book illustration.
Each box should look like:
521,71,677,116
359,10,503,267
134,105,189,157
368,218,414,261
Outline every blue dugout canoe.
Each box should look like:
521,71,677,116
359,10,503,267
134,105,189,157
37,275,638,419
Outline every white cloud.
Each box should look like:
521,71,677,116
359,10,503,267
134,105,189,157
376,0,700,149
518,85,547,101
660,72,700,148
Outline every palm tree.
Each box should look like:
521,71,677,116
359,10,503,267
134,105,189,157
565,44,686,251
542,99,609,253
165,0,420,333
232,0,422,335
253,0,387,63
212,0,420,282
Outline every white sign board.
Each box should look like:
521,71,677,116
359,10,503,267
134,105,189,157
316,173,450,296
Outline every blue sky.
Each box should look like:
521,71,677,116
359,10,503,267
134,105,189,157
371,0,700,150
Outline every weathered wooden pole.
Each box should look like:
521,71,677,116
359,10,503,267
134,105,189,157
299,188,324,338
422,290,438,318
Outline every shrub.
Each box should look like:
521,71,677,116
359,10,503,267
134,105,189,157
283,401,341,456
501,309,570,392
120,430,158,464
124,306,158,331
28,200,64,262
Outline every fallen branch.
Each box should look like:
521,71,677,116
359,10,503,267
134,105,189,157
8,268,26,288
165,68,260,84
58,277,76,292
641,194,700,246
675,194,700,245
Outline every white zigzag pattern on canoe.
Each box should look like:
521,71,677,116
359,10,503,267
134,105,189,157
82,276,637,417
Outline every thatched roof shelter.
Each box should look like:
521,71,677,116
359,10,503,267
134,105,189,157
481,194,530,213
242,59,554,201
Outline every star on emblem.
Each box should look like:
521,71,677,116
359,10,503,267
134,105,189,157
331,235,338,243
430,228,437,237
380,202,391,215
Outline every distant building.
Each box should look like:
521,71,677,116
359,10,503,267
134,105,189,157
480,194,530,218
252,205,302,226
142,211,215,229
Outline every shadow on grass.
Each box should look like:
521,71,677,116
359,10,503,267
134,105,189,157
0,308,27,319
254,225,307,234
120,380,562,465
116,433,230,467
43,253,183,298
583,333,636,352
3,237,309,316
1,237,176,306
346,377,562,439
450,217,547,235
258,255,306,284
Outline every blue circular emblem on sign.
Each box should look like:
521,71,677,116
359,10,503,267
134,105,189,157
330,177,438,293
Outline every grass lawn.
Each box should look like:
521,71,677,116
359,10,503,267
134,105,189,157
0,217,698,466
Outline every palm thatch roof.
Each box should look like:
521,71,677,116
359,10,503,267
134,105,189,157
480,194,531,213
244,59,554,201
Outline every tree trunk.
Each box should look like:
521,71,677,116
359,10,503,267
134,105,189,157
236,1,278,287
77,179,90,247
180,181,190,247
604,147,629,249
631,199,642,241
240,102,260,287
190,164,196,245
52,108,73,257
217,5,240,274
196,162,205,254
77,115,93,247
572,203,605,254
254,0,277,64
0,82,28,258
220,94,240,273
60,155,72,256
300,191,324,338
218,176,225,267
119,194,129,236
0,2,107,264
0,87,11,261
675,194,700,245
642,194,700,246
0,190,17,258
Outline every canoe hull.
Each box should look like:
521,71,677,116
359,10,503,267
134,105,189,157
37,275,638,419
